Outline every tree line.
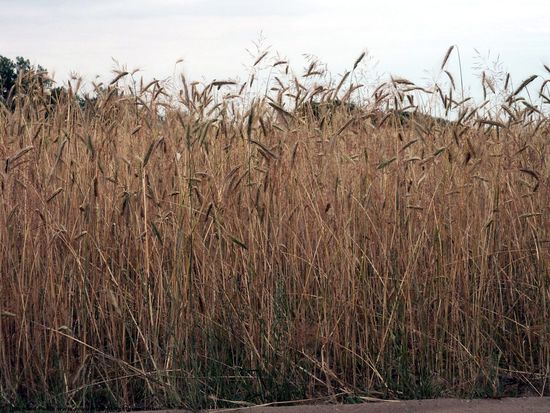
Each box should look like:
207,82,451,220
0,54,79,109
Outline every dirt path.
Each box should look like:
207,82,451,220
135,397,549,413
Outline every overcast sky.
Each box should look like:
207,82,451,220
1,0,548,90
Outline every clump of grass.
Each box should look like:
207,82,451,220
0,48,549,410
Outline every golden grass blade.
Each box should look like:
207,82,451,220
441,45,454,69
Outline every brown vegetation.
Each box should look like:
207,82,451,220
0,49,549,410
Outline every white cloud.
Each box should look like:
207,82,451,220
0,0,548,86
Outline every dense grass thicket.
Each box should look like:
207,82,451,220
1,49,549,410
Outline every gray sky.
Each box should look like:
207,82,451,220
1,0,548,90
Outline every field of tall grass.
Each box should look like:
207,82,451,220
0,48,549,410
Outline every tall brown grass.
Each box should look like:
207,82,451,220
0,49,549,410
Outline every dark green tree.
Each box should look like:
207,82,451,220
0,55,17,101
0,55,49,103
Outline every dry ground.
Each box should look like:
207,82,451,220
134,397,550,413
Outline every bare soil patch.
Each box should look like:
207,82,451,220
135,397,550,413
